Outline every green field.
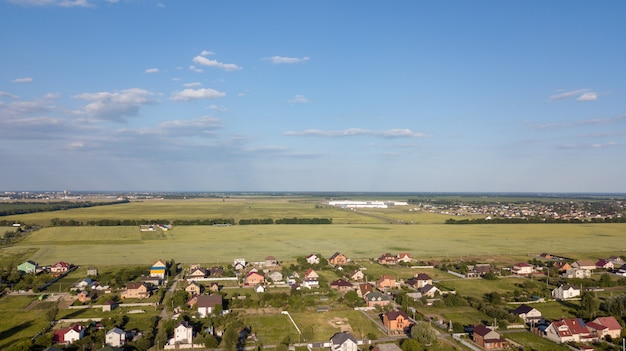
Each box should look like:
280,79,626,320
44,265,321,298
0,296,52,350
5,222,626,266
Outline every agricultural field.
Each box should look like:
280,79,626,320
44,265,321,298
4,221,626,266
1,198,389,226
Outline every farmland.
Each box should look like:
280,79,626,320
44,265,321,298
4,221,626,266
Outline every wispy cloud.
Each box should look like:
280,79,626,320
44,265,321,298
558,142,619,150
192,55,241,71
284,128,428,138
74,88,155,122
208,104,227,112
7,0,92,7
576,114,626,126
0,91,19,99
289,95,309,104
171,88,226,101
200,50,214,56
188,65,203,73
145,68,159,74
12,77,33,83
264,56,310,64
183,82,202,88
549,88,597,102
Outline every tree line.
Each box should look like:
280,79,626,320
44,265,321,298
0,200,129,217
48,217,331,226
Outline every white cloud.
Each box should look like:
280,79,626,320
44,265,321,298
159,116,221,130
192,55,241,71
183,82,202,88
264,56,310,64
208,104,227,112
284,128,428,138
200,50,214,56
289,94,309,104
0,91,19,99
577,92,597,101
74,88,154,121
145,68,159,74
7,0,92,7
0,94,57,118
189,65,203,73
66,141,85,149
171,88,226,101
549,88,598,102
12,77,33,83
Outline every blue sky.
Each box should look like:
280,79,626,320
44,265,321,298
1,1,625,192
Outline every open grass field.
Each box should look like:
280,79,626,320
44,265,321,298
5,221,626,266
503,331,570,351
0,295,52,350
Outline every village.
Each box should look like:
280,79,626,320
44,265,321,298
6,249,626,351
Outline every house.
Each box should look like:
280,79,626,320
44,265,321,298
562,268,591,279
608,256,624,265
397,253,412,263
233,258,247,270
174,321,193,344
329,252,348,265
196,294,223,317
510,304,542,324
595,259,614,270
185,281,204,295
357,283,374,298
264,256,279,267
591,316,622,339
412,273,432,288
347,269,364,282
188,267,208,279
105,328,127,347
17,260,38,274
512,263,535,275
572,260,597,271
77,290,97,303
102,300,117,312
150,259,167,279
371,344,402,351
244,271,265,286
329,331,358,351
330,278,354,293
209,282,220,292
87,267,98,276
551,284,581,300
545,318,596,344
209,266,224,277
254,284,265,293
303,268,319,288
53,324,85,344
467,264,492,278
364,291,391,308
382,310,412,334
472,324,509,349
418,284,441,298
121,282,150,299
75,277,95,290
376,275,396,290
268,271,283,282
377,253,398,265
553,261,572,272
306,253,320,265
50,261,71,275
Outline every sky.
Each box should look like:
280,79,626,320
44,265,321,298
1,1,625,193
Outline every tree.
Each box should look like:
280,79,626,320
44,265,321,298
580,291,600,318
204,334,218,348
411,321,438,346
401,338,423,351
222,326,239,351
